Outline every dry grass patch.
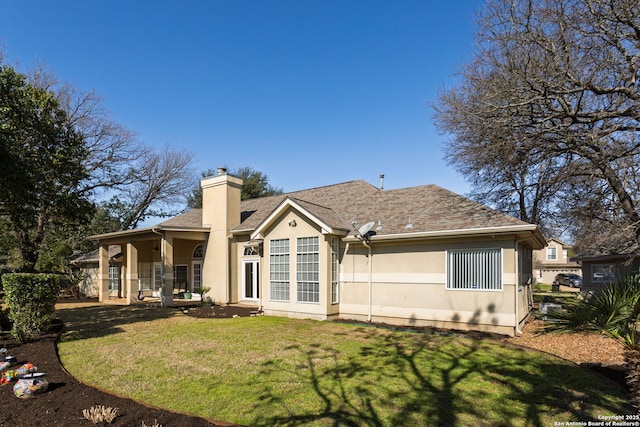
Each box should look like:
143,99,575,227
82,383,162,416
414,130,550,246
82,405,120,424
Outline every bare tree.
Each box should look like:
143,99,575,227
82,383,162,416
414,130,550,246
108,146,194,229
26,62,194,230
0,54,195,271
434,0,640,248
27,63,145,197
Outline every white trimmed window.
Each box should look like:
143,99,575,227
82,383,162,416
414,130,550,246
447,248,502,290
192,263,202,290
331,237,339,304
297,237,319,303
269,239,290,301
546,247,557,261
108,263,121,292
193,244,204,259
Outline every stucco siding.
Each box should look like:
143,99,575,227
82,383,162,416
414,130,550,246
259,209,331,316
337,238,522,334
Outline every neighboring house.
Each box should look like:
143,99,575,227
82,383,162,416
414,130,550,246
90,168,545,336
533,238,581,284
70,246,122,298
572,243,640,294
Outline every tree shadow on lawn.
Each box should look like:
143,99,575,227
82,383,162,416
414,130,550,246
54,304,180,342
250,326,631,427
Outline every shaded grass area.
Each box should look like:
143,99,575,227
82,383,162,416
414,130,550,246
56,305,631,426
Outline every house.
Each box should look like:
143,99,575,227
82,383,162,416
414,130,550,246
69,246,124,298
572,242,640,294
533,238,581,284
89,168,545,336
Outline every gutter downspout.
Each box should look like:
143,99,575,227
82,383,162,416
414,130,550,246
362,240,373,323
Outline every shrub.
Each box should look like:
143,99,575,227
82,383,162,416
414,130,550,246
2,273,61,342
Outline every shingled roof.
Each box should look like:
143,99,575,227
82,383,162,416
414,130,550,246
156,179,533,237
92,179,542,246
236,179,531,237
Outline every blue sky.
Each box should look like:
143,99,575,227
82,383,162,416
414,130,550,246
1,0,483,195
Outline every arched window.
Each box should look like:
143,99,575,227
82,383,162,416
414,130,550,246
192,244,204,259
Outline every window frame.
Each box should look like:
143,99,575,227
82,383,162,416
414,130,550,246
269,238,290,301
446,248,503,291
296,236,320,304
108,263,121,292
192,244,204,259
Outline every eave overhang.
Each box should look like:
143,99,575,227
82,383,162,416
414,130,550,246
343,224,546,248
89,225,210,241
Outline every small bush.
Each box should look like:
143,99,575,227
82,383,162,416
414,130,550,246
2,273,61,342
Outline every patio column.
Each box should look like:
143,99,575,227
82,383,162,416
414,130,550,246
161,234,174,308
126,242,138,305
98,244,110,302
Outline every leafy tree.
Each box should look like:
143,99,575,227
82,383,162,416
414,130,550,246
545,275,640,409
187,166,283,209
0,66,92,272
433,0,640,248
0,55,194,271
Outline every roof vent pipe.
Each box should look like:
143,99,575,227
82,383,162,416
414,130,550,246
217,167,227,175
379,174,385,190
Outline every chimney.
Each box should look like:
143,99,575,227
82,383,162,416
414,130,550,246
200,168,242,303
201,167,242,230
379,174,385,190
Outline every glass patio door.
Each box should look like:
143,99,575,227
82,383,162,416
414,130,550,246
192,261,202,291
108,263,121,296
243,260,260,301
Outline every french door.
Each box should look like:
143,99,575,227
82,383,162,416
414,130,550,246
243,260,260,301
192,261,202,291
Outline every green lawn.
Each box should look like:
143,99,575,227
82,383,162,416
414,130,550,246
56,304,631,426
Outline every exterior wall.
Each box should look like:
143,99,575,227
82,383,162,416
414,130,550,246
76,263,100,297
516,244,534,331
260,209,332,320
244,209,534,336
339,237,524,336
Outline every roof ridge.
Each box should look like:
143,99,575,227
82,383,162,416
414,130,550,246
285,179,378,195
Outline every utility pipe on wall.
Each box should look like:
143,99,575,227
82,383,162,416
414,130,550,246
514,238,528,335
362,240,373,323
